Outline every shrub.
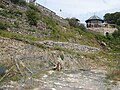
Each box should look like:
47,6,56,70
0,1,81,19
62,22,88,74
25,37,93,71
13,21,19,28
106,32,112,40
112,26,120,38
10,0,26,6
0,22,9,30
66,17,80,28
43,16,58,30
79,23,86,31
28,3,39,12
66,18,86,31
14,10,23,16
18,0,27,6
26,9,39,26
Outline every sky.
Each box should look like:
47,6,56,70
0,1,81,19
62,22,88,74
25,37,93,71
36,0,120,23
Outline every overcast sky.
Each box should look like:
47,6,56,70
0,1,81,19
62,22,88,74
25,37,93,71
36,0,120,23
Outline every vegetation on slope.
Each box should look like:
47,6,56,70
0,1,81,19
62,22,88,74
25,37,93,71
0,0,98,46
103,12,120,81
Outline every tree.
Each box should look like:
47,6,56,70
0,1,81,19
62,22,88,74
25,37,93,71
104,12,120,25
66,17,86,30
66,17,80,28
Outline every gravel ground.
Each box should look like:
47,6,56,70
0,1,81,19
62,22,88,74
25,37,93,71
1,70,120,90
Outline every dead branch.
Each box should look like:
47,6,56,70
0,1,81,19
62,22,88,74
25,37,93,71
14,58,24,77
19,61,33,75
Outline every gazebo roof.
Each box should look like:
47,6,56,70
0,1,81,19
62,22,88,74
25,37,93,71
85,15,104,23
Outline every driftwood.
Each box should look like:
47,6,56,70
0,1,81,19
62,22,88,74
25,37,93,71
0,65,14,82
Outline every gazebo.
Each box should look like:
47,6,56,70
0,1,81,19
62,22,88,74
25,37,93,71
85,15,104,28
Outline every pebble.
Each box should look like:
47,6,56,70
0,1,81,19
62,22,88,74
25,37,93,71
52,88,56,90
43,74,48,78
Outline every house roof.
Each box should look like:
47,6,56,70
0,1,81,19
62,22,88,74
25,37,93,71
85,15,104,23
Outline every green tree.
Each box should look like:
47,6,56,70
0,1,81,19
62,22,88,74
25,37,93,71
104,12,120,25
66,17,80,28
66,17,86,31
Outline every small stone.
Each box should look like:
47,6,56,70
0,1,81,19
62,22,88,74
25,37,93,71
43,74,48,78
52,88,56,90
47,70,54,75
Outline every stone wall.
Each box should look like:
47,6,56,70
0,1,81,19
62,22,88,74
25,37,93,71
36,40,100,53
87,27,117,35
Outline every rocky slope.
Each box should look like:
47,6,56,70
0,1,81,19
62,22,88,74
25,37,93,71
0,37,102,71
0,0,120,90
0,37,120,90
